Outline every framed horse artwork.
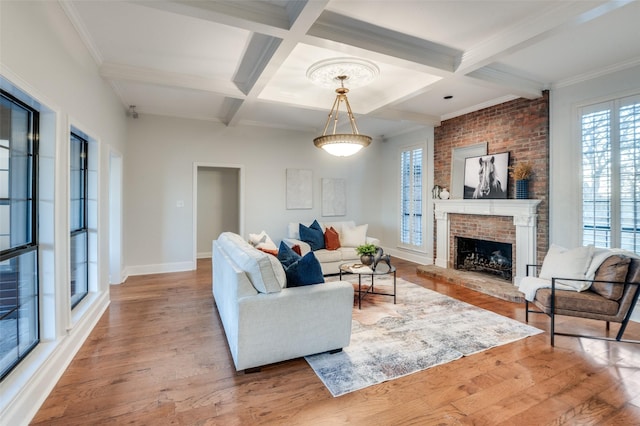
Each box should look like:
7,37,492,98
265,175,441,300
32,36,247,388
463,152,509,199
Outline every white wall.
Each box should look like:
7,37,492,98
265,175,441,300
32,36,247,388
124,114,382,274
0,2,127,424
549,64,640,248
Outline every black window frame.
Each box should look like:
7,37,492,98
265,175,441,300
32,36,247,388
0,88,40,380
69,131,88,308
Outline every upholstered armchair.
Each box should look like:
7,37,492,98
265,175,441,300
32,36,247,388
520,246,640,346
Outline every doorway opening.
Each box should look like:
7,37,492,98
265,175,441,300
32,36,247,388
193,163,243,266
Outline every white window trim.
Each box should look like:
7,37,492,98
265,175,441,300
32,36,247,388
398,143,427,253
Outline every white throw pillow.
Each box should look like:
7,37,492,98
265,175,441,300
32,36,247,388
340,223,368,247
248,230,277,251
539,244,595,291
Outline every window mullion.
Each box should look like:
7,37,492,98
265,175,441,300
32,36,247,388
611,100,621,248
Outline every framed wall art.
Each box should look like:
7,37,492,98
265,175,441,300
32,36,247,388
286,168,313,209
463,152,509,199
321,178,346,216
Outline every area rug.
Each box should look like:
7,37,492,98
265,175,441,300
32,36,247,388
305,276,543,397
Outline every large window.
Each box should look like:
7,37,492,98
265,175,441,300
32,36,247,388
0,90,39,380
582,94,640,251
70,132,88,307
400,146,424,249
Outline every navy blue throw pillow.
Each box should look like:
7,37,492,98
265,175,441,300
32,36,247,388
299,220,325,251
285,252,325,287
277,241,301,268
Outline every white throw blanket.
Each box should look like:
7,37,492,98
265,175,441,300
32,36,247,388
518,277,576,301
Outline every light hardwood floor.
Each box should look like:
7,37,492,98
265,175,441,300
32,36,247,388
32,258,640,425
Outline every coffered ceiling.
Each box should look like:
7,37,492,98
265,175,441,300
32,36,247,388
62,0,640,138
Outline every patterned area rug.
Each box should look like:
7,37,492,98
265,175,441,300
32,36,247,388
305,276,542,397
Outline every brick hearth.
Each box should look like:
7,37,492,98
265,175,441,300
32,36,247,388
417,265,525,303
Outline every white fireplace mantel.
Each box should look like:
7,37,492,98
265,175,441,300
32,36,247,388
433,199,542,285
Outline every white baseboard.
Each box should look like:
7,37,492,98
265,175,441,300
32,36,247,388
197,251,212,259
1,292,110,426
382,246,433,266
125,261,195,277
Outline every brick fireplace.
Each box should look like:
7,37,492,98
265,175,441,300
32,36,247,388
434,199,541,285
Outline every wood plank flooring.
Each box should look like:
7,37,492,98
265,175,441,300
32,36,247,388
31,258,640,425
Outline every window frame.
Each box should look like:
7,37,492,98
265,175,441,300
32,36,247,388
581,94,640,251
399,144,426,251
69,131,88,308
0,88,40,380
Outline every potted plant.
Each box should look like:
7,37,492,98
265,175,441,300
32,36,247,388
509,162,533,199
356,243,377,266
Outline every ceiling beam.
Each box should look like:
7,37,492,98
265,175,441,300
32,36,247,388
225,0,330,127
307,10,462,73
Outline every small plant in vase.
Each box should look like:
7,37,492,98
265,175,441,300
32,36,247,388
509,162,533,199
356,243,377,266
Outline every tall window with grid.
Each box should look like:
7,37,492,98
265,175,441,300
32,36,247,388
400,146,423,249
70,132,88,307
582,94,640,252
0,90,39,380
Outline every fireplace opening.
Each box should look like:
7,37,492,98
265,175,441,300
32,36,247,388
455,237,512,281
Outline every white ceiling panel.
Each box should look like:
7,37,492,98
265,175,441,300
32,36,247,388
72,1,251,79
64,0,640,138
113,81,230,122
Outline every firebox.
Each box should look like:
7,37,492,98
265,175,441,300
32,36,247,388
455,237,513,281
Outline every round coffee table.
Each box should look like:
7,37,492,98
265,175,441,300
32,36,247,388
339,263,397,309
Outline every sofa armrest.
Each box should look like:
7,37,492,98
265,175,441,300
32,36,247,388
234,281,354,370
282,238,311,256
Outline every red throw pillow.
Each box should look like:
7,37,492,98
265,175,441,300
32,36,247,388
324,227,341,250
291,244,302,256
257,247,278,257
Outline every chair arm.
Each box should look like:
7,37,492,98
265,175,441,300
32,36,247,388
549,277,640,289
526,264,542,277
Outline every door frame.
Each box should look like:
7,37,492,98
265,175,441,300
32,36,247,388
192,162,244,267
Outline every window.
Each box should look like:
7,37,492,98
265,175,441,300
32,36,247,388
582,94,640,251
400,146,424,248
70,132,88,307
0,89,39,380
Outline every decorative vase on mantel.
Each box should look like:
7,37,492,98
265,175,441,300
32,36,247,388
516,179,529,199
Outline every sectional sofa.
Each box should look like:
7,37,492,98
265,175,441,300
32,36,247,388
212,232,354,371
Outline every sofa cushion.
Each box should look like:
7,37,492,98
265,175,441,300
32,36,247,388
591,255,630,300
285,252,325,287
312,248,343,264
300,220,325,251
340,223,368,247
339,247,360,261
534,288,619,316
217,232,285,293
539,244,594,291
277,241,301,268
324,226,341,250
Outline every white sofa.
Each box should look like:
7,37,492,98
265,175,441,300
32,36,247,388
212,232,354,372
284,220,380,275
